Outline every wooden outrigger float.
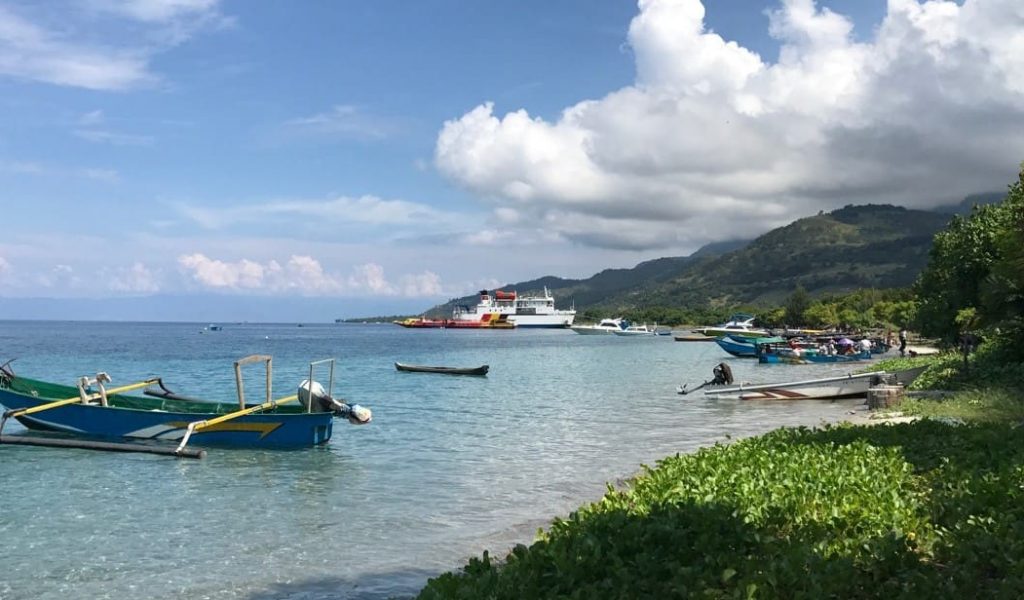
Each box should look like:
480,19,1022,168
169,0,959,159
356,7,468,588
0,356,371,458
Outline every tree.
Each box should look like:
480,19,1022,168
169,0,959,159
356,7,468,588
980,170,1024,328
784,285,811,326
914,202,1013,340
803,302,839,329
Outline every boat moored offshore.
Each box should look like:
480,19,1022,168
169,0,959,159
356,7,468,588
570,318,626,335
693,313,770,339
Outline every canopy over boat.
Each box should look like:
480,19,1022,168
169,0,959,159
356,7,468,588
747,336,786,345
715,335,787,357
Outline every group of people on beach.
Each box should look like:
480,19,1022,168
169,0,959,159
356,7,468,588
813,337,873,356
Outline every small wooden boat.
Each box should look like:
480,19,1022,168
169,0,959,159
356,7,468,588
674,333,717,342
395,362,489,376
0,356,371,457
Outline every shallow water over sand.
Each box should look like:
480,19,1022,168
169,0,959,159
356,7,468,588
0,321,875,599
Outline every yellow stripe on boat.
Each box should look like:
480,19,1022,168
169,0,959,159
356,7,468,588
167,421,284,439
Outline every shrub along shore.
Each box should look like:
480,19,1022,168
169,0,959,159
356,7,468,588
418,349,1024,599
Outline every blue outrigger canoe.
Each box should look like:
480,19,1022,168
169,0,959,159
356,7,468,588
715,335,787,358
0,356,370,456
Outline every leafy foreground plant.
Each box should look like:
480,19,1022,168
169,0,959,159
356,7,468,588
419,422,1024,599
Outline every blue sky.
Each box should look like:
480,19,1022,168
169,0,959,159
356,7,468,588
1,0,1021,321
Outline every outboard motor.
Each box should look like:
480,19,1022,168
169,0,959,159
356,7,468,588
297,380,372,425
711,362,734,385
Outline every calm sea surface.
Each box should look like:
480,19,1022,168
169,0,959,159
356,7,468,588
0,321,873,599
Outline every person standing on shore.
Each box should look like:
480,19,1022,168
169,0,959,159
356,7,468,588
898,328,908,357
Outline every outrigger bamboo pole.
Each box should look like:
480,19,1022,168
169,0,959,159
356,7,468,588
174,393,299,454
0,434,206,459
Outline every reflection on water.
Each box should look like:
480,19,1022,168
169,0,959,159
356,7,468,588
0,322,876,599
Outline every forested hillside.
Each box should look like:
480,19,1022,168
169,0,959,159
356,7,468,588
425,204,955,316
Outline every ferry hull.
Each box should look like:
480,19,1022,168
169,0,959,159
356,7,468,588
509,318,574,328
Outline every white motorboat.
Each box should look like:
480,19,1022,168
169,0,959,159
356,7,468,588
570,318,626,335
692,313,771,339
612,324,657,337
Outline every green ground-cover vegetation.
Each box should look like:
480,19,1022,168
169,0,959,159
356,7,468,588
419,419,1024,599
899,388,1024,423
871,328,1024,423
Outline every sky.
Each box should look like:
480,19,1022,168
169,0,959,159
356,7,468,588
1,0,1022,321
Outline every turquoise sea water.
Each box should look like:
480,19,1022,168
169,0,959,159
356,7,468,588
0,321,874,599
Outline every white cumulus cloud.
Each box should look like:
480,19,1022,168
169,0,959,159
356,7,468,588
176,253,444,297
435,0,1024,251
107,262,161,294
34,264,82,289
347,263,392,295
398,271,443,297
178,253,268,288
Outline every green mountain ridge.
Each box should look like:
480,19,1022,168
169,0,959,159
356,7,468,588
425,204,954,317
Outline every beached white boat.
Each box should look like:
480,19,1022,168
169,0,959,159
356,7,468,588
700,371,879,400
570,318,626,335
678,366,927,401
453,288,575,328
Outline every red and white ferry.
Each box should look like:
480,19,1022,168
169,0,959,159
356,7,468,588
453,288,575,328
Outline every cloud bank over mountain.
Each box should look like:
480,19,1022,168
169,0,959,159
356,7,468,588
436,0,1024,251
